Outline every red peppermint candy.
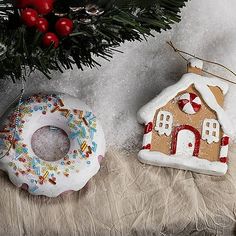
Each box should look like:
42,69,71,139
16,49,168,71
178,92,201,114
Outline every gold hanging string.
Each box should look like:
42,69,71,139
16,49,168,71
0,79,25,160
166,41,236,85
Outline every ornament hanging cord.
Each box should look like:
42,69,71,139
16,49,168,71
167,41,236,85
0,79,25,160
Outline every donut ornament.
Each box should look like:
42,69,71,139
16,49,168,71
0,94,105,197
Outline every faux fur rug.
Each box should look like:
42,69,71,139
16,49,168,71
1,148,236,236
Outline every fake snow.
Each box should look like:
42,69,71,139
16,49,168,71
1,0,236,152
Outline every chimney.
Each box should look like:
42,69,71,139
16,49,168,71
187,58,203,75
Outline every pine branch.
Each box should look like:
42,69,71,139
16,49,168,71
0,0,189,81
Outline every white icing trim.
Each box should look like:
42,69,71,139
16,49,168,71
138,150,227,176
175,129,195,155
137,73,235,139
142,132,152,146
220,135,229,158
202,119,220,144
220,145,228,158
188,58,203,69
155,111,173,136
182,102,195,115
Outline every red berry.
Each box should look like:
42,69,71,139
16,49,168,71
42,32,59,48
55,18,73,37
16,0,32,8
33,0,54,15
21,8,38,27
35,17,49,33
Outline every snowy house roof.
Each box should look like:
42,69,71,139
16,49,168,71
137,72,235,139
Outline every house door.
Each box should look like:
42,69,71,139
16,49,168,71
171,125,200,157
176,130,195,156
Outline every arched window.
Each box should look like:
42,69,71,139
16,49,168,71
202,119,220,144
155,111,173,136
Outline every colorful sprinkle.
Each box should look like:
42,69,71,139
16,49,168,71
1,94,98,189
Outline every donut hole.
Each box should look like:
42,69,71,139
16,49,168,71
31,126,70,162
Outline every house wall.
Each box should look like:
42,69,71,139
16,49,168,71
151,84,224,162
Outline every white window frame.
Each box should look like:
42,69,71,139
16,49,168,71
155,111,173,136
202,119,220,144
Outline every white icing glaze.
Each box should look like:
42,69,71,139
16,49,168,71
138,150,227,176
0,94,106,197
188,58,203,69
137,73,235,140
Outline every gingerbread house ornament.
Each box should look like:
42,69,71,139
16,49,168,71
137,59,235,176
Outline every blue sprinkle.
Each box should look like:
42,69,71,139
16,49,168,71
77,138,82,146
14,133,21,141
39,107,43,110
79,151,86,158
67,115,74,123
81,127,86,138
15,153,23,160
61,162,64,165
87,161,91,164
92,142,97,152
69,131,80,140
85,112,92,118
34,167,40,176
90,128,97,139
30,185,39,192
